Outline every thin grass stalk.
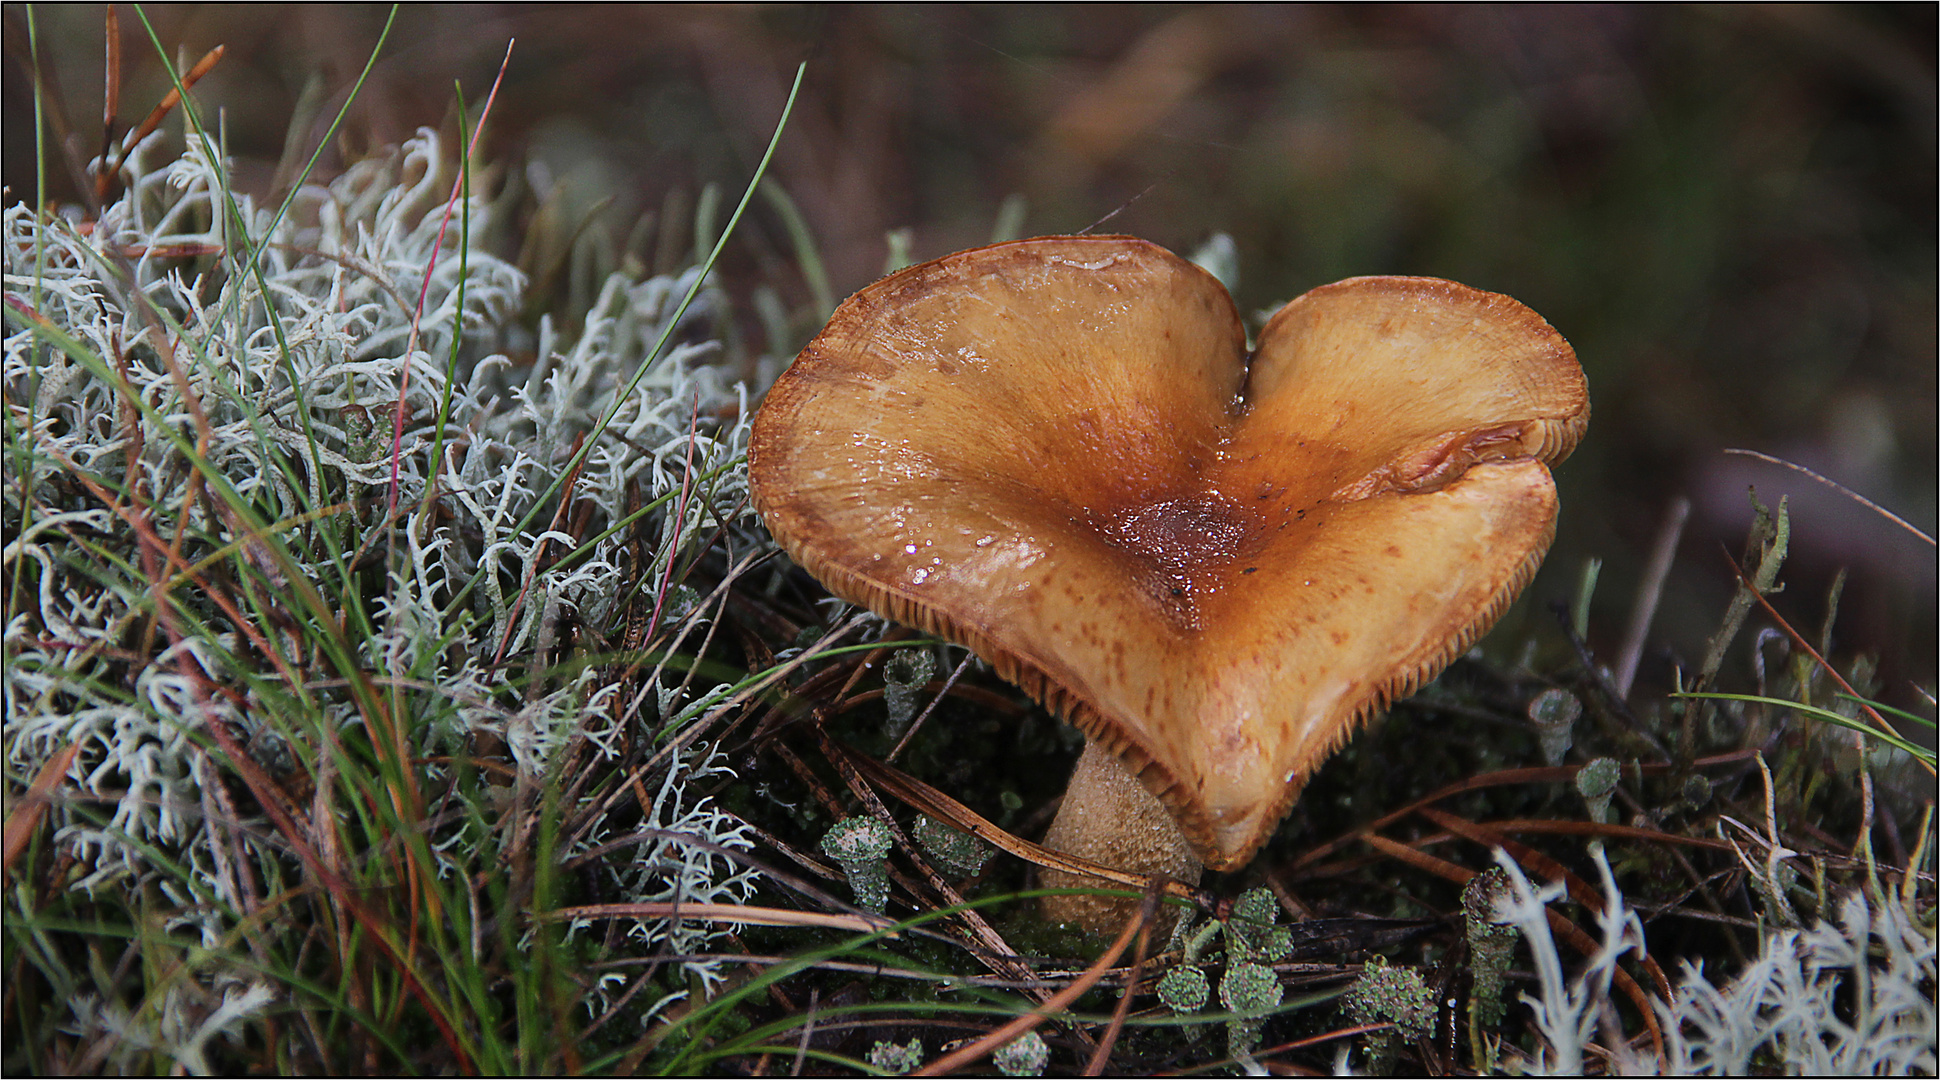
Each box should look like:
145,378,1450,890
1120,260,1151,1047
448,63,808,616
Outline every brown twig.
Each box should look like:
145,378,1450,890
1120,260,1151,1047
1361,835,1666,1066
1082,890,1155,1076
1288,751,1760,873
886,651,977,765
1415,807,1675,1004
92,6,121,205
120,44,225,154
1724,448,1934,546
812,732,1068,1025
916,884,1161,1076
834,742,1210,911
543,902,892,934
1456,818,1735,852
2,744,80,877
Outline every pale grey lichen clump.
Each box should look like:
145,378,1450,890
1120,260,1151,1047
1479,850,1937,1077
1657,890,1936,1075
4,128,770,1015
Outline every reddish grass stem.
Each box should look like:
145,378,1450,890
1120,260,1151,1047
385,39,515,516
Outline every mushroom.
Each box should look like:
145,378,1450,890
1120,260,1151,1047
749,236,1587,930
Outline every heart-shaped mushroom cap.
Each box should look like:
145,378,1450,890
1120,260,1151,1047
751,236,1587,871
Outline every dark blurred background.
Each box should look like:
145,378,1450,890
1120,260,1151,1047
7,4,1934,707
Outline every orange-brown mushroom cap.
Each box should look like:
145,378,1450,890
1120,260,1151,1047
750,236,1587,872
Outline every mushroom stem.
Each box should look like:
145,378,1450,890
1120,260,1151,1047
1040,739,1204,931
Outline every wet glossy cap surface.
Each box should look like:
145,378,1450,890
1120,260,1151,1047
750,236,1588,870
